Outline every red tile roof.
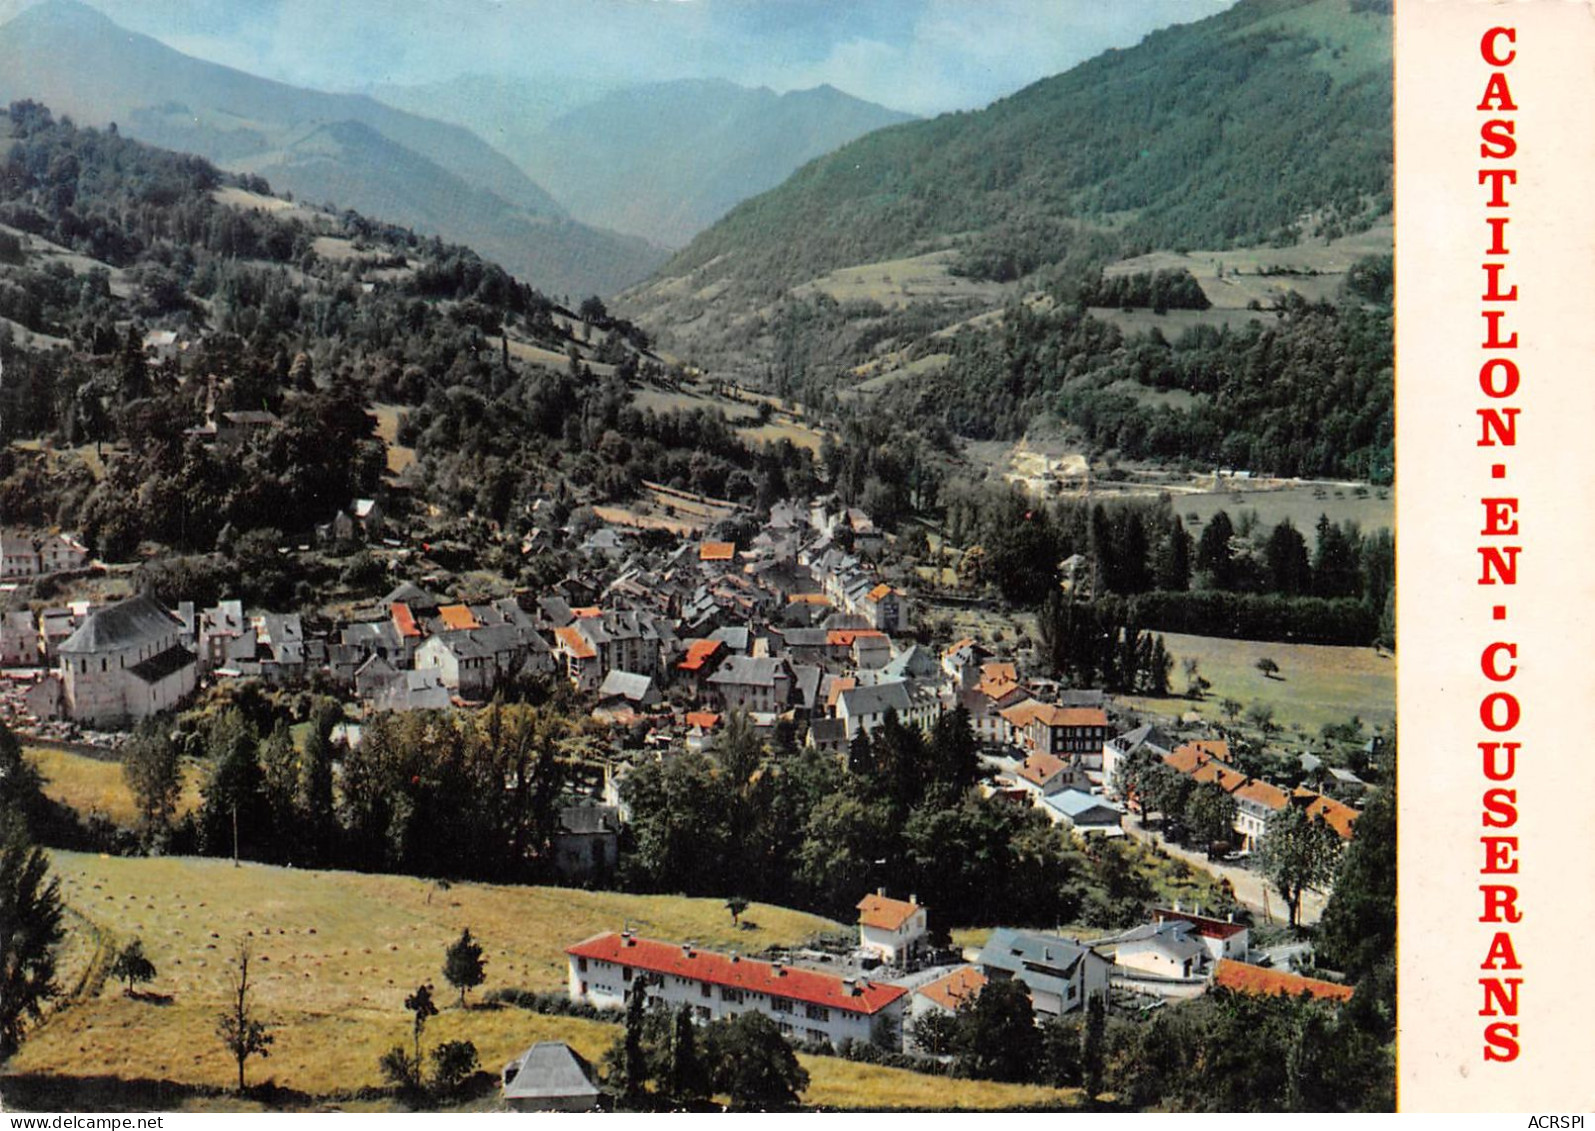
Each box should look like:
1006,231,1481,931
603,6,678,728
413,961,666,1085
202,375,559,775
699,541,736,562
915,966,986,1012
1302,793,1360,839
1017,752,1069,787
1031,704,1108,729
1154,908,1248,940
866,583,893,602
1213,959,1354,1002
678,638,725,672
554,626,596,660
390,602,421,639
567,933,908,1015
1177,739,1232,763
857,893,923,931
1192,761,1249,793
827,629,887,648
787,593,831,606
686,711,721,731
998,699,1045,728
1234,779,1291,810
438,604,480,631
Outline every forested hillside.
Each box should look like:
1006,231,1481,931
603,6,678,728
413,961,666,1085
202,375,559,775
633,0,1390,305
620,0,1392,484
0,103,815,566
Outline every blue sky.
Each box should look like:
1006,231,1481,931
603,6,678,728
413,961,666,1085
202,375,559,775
11,0,1238,115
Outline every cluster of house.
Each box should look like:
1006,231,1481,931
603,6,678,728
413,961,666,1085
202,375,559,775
1101,731,1360,851
0,529,90,582
559,890,1356,1066
0,493,1362,873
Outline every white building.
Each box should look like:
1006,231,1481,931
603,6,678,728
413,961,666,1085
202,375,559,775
567,931,908,1049
976,928,1112,1020
1152,906,1251,964
856,890,928,965
57,595,197,726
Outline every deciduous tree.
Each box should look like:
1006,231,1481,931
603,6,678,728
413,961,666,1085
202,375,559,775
216,938,273,1091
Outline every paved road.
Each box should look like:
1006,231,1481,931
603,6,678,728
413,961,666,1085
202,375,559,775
1125,822,1328,927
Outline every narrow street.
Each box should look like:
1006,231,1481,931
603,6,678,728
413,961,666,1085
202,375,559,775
1125,821,1328,928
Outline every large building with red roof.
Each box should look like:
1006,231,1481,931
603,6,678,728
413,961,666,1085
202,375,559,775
566,931,909,1048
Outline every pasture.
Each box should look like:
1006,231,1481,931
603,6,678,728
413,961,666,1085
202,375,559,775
24,746,203,827
1177,482,1392,535
791,250,1008,311
1118,631,1394,738
5,852,1079,1111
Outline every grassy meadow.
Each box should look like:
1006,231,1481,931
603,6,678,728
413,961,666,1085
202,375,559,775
3,852,1079,1111
1119,631,1393,738
25,746,204,827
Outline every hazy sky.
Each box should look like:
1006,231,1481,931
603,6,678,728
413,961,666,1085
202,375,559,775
15,0,1239,116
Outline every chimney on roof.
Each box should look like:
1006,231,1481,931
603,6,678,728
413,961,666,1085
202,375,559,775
730,952,740,963
772,962,785,976
877,886,886,898
910,893,918,906
682,943,694,957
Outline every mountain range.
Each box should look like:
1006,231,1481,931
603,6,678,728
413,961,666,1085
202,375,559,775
372,77,914,249
0,0,663,296
622,0,1391,353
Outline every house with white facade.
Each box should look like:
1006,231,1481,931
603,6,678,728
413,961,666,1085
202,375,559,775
835,680,913,740
1152,906,1251,964
976,928,1111,1020
566,931,909,1049
706,656,792,714
856,890,928,966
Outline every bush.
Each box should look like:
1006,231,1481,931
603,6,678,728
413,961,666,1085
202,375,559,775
430,1039,479,1093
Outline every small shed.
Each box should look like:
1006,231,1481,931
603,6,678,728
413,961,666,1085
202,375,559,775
501,1041,603,1112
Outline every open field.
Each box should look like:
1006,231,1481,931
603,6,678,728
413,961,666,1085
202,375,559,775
1088,220,1392,337
631,385,828,453
1178,482,1392,535
631,386,760,421
1085,305,1280,337
791,249,1009,310
24,747,204,827
1118,631,1393,738
369,403,415,475
4,852,1078,1110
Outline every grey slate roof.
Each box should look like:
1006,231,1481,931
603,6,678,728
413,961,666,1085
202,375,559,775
383,581,441,610
128,644,196,683
58,596,179,655
977,928,1096,998
502,1042,601,1102
708,655,786,688
709,625,751,653
597,670,654,703
837,680,912,719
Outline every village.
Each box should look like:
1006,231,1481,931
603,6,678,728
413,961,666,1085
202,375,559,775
0,483,1373,1107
